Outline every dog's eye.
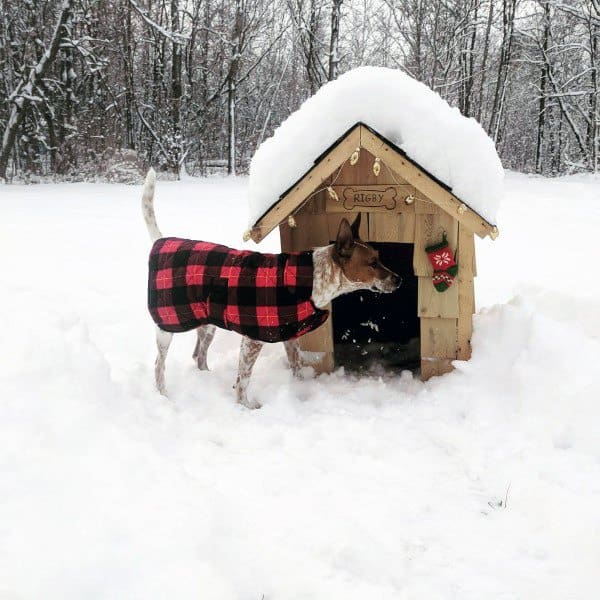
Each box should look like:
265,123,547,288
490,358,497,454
369,259,377,269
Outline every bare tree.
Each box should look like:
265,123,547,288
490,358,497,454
0,0,73,179
288,0,327,93
535,0,551,173
488,0,518,144
328,0,343,80
2,0,600,180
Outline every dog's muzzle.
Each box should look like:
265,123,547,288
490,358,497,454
373,273,402,293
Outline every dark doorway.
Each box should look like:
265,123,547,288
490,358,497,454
332,242,420,372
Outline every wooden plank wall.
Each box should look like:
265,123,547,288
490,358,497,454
456,224,476,361
279,144,477,380
279,191,335,373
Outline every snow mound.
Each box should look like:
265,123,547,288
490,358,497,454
249,66,504,226
2,174,600,598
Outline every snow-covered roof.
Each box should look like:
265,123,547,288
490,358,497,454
248,66,504,227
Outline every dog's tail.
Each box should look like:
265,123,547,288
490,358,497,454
141,168,162,242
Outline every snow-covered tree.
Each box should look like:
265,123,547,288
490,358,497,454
2,0,600,179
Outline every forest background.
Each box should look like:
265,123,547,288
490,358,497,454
0,0,597,181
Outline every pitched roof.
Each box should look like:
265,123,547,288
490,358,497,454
248,67,504,231
249,123,498,243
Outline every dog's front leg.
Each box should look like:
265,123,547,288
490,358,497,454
284,340,302,377
235,337,264,409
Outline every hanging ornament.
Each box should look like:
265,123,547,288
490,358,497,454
405,194,415,205
425,232,458,293
350,147,360,166
373,157,381,177
288,215,297,228
327,186,339,202
457,203,467,214
490,226,499,240
243,229,252,242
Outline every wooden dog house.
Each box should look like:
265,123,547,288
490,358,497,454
248,122,499,380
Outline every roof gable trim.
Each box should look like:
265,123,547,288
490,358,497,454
250,123,498,243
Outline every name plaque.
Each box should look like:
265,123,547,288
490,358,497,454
341,186,397,210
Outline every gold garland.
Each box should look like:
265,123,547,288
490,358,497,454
378,160,432,207
243,150,438,241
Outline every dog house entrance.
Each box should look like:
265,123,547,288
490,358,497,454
332,243,420,372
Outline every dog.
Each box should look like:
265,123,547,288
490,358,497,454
142,168,400,408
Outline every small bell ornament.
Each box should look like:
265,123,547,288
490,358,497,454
373,157,381,177
327,186,339,202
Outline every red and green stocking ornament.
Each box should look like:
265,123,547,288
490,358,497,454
425,233,458,292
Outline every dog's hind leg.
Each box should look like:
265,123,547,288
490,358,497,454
192,324,216,370
155,327,173,395
235,337,264,409
284,340,302,377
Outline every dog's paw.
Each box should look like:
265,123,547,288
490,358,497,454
237,397,262,410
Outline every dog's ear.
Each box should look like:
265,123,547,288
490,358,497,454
334,218,355,262
350,212,362,239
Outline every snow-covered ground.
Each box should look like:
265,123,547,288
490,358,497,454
1,172,599,599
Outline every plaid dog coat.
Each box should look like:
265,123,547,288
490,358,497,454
148,237,329,343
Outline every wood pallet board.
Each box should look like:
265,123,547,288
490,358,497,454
298,193,326,216
457,223,477,277
420,317,458,360
418,277,459,319
421,358,454,380
298,308,335,374
368,212,415,244
457,276,475,360
334,143,405,186
282,213,329,250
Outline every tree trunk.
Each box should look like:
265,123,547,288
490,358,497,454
328,0,343,81
306,0,324,94
587,22,598,171
0,0,73,180
228,76,236,175
227,0,243,175
459,1,479,117
124,2,136,150
536,0,550,174
171,0,183,177
489,0,516,142
476,0,494,123
553,109,563,175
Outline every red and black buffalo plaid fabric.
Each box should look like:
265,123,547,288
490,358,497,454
148,237,329,343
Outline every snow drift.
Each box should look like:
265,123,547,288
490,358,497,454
2,173,600,598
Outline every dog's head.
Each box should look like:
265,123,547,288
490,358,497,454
332,214,401,293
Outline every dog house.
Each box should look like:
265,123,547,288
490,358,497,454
245,68,502,379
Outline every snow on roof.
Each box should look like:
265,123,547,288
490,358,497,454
248,66,504,227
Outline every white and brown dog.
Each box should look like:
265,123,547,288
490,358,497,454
142,169,400,408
